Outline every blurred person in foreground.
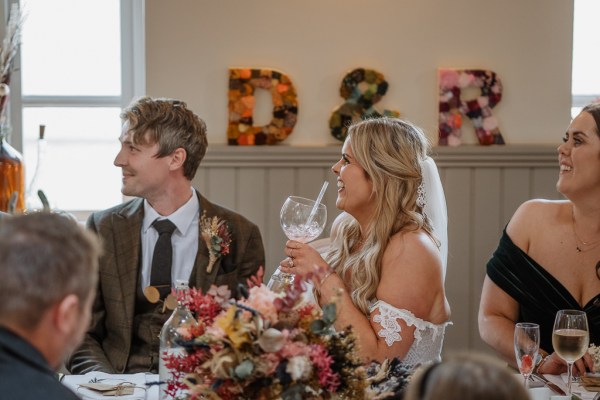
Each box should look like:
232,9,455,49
403,352,529,400
479,103,600,375
68,97,265,374
0,213,101,399
277,117,451,365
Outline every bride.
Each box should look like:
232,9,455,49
277,117,451,365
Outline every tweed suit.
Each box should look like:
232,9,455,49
66,191,265,374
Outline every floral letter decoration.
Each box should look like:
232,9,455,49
200,211,232,274
329,68,400,142
438,69,505,146
228,68,298,145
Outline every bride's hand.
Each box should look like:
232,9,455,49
279,240,327,278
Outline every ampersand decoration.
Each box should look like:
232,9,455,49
228,68,298,145
438,69,505,146
329,68,400,142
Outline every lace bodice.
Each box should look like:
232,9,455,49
369,300,451,367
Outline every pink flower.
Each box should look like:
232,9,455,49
483,116,498,131
448,134,462,147
309,344,341,392
205,325,226,341
477,96,489,108
207,285,231,304
261,353,282,375
439,69,459,90
458,72,475,88
281,339,311,358
176,326,194,340
241,285,281,324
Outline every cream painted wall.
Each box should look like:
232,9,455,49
145,0,574,146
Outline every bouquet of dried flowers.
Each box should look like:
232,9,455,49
162,275,367,399
0,3,23,138
0,4,22,85
0,4,22,106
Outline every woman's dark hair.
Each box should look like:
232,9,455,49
582,103,600,137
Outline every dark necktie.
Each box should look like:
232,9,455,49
150,218,177,299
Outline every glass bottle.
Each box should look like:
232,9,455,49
0,131,25,213
159,280,196,400
25,125,50,212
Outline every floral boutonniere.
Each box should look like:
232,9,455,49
200,211,232,273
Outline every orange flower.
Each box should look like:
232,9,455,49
214,306,250,349
239,69,252,79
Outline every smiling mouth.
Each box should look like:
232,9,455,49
337,181,345,190
560,165,572,172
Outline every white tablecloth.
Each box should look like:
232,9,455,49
544,374,596,400
62,372,159,400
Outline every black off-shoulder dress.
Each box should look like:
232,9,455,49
487,230,600,353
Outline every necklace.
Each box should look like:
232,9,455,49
572,209,600,253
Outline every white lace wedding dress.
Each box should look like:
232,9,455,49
293,282,450,367
369,299,451,367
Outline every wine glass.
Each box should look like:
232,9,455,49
514,322,540,388
267,196,327,292
552,309,589,395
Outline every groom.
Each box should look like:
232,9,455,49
67,97,265,374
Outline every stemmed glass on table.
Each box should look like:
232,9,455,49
514,322,540,388
552,309,590,395
267,195,327,293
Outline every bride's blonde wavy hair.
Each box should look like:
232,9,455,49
325,117,434,315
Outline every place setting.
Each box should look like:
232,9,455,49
525,310,600,400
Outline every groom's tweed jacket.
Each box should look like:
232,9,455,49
67,191,264,373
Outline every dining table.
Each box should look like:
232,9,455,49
61,372,159,400
61,371,600,400
530,373,600,400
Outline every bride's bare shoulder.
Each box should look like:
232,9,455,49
384,229,441,272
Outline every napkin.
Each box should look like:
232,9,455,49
61,372,148,399
545,373,597,400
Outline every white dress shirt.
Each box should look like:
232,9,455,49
140,188,200,291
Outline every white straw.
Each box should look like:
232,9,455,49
306,181,329,227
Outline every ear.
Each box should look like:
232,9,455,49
169,147,187,171
53,294,80,335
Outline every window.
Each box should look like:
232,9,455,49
572,0,600,117
8,0,144,214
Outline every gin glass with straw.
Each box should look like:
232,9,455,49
268,182,328,292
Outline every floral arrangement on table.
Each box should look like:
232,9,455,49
160,273,419,400
162,275,368,399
